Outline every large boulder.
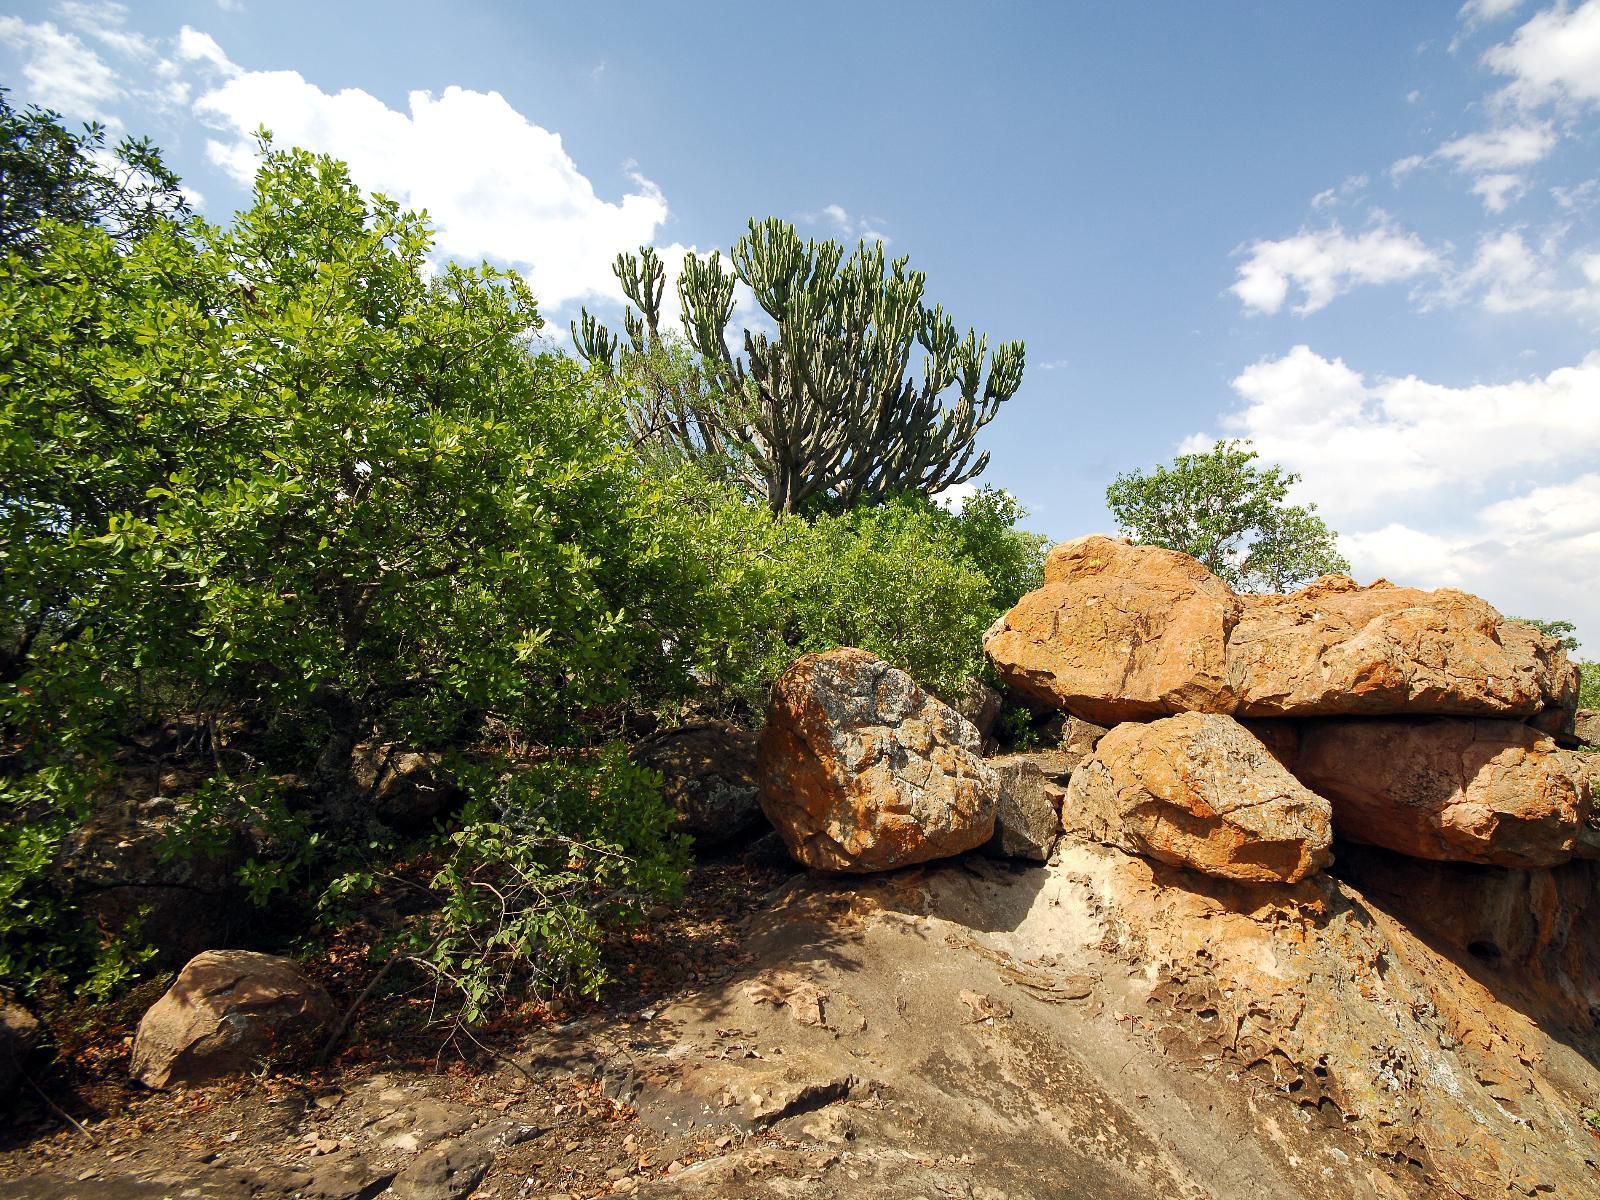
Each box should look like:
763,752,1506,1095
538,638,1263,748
1290,718,1596,868
632,722,768,848
1576,708,1599,747
1065,713,1332,884
1228,576,1578,720
984,537,1241,726
131,950,336,1088
984,540,1578,726
755,648,998,873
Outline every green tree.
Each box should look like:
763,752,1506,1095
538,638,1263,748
1,134,701,1005
573,222,1025,515
0,87,187,257
1104,439,1349,592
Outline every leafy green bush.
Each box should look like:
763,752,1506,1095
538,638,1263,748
1,136,701,1002
1579,661,1599,712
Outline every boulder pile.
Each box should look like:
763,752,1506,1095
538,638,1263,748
756,535,1595,883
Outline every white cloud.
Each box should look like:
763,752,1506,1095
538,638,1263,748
934,482,978,514
1486,0,1600,108
804,203,891,246
1215,346,1600,522
1461,0,1526,25
1197,347,1600,646
191,61,671,310
1231,221,1444,315
0,16,122,124
1470,172,1527,211
1435,122,1555,170
176,26,238,77
57,1,155,60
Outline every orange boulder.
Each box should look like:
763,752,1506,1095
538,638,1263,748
755,648,998,873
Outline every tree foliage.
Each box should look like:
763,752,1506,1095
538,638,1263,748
0,87,188,258
0,115,1048,1017
573,222,1025,515
1104,439,1349,592
1,134,698,1003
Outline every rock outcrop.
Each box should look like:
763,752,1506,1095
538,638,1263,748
985,536,1577,725
633,722,767,847
755,648,998,872
1228,576,1578,719
984,536,1240,725
1066,713,1332,884
131,950,336,1089
1576,707,1599,746
1291,717,1596,867
351,742,463,832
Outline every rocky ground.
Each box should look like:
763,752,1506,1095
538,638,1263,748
8,830,1600,1199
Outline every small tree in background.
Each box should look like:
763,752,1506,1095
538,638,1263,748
1105,439,1349,593
573,221,1025,515
1509,617,1581,652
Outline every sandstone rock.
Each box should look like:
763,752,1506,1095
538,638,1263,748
1291,718,1595,868
755,648,998,872
982,754,1066,862
1058,715,1109,769
1,1001,42,1103
391,1141,493,1200
1066,713,1332,884
632,723,767,847
1576,708,1599,746
352,742,462,831
131,950,336,1088
984,536,1240,725
986,541,1577,726
1229,576,1578,720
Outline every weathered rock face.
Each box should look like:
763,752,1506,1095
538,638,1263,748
755,648,998,873
983,536,1241,726
1,1001,41,1104
1291,718,1596,868
1336,844,1600,1033
985,539,1578,725
633,723,767,848
1066,713,1332,884
1229,576,1578,719
131,950,335,1089
982,754,1067,862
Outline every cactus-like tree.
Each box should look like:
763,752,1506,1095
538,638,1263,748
573,219,1025,515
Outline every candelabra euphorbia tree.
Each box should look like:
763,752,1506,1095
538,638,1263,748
574,218,1025,515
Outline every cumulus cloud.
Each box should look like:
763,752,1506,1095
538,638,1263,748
1230,221,1444,315
1217,345,1600,521
191,62,672,310
1196,346,1600,646
1435,122,1556,171
0,16,122,123
1485,0,1600,109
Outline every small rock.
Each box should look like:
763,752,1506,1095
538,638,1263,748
391,1140,494,1200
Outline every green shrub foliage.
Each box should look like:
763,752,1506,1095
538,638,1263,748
1,115,1047,1015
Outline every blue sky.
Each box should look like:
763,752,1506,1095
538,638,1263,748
5,0,1599,647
